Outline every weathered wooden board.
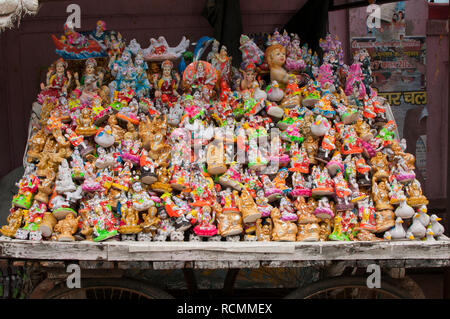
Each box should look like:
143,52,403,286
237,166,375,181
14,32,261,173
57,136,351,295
0,239,449,268
107,240,450,262
0,239,107,261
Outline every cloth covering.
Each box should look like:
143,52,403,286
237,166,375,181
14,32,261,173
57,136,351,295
0,0,39,31
283,0,330,58
202,0,243,68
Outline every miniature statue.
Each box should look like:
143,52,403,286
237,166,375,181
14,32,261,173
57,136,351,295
372,181,394,211
265,43,288,87
74,58,104,103
236,188,261,224
118,202,142,234
76,107,98,136
155,60,180,103
0,208,24,238
215,198,243,237
271,208,297,242
256,218,272,241
206,140,227,175
193,205,218,237
406,179,429,207
38,58,72,103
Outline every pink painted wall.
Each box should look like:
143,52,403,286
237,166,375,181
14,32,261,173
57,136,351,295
425,17,449,200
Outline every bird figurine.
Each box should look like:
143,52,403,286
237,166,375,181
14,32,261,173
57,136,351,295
389,217,406,240
383,231,392,241
429,214,444,237
407,213,426,239
266,80,284,102
405,231,415,241
424,228,436,242
394,198,415,219
253,81,267,102
94,125,115,148
416,205,430,226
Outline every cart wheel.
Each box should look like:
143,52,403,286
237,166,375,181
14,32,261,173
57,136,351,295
44,278,174,299
284,276,414,299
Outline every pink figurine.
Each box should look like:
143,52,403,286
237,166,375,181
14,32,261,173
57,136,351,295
38,58,72,104
261,175,283,202
311,165,334,196
290,171,312,197
193,205,218,237
279,196,298,222
82,163,103,192
314,197,334,219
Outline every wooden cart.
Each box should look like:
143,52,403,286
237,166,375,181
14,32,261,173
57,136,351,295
0,237,449,299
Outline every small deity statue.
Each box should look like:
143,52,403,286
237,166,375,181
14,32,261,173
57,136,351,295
328,214,350,241
372,181,394,211
27,128,48,163
211,44,232,87
406,179,429,207
82,163,103,192
236,188,261,224
370,152,390,183
303,135,319,165
295,196,318,224
206,140,227,175
151,167,173,194
318,219,332,241
271,208,297,242
118,203,142,234
356,198,377,233
76,108,98,137
38,58,72,103
239,61,259,91
215,197,243,237
333,171,353,211
0,208,24,238
131,181,154,211
54,159,77,194
255,190,275,218
79,209,94,241
141,206,161,235
155,60,180,103
265,43,288,87
279,196,298,222
107,115,126,144
256,218,272,241
54,214,81,241
193,205,218,237
314,196,335,219
74,58,104,103
239,34,264,67
297,222,320,242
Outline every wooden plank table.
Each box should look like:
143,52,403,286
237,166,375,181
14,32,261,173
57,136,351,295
1,236,449,270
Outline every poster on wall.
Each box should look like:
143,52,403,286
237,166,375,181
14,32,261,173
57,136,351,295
350,1,427,183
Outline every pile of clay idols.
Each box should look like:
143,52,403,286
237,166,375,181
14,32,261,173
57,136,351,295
1,21,445,243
